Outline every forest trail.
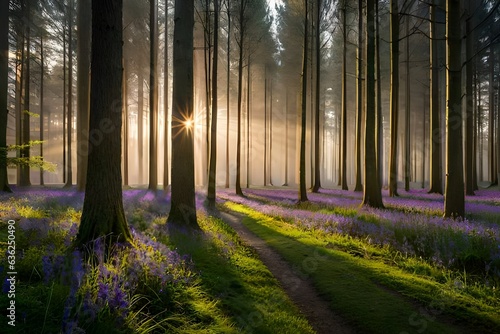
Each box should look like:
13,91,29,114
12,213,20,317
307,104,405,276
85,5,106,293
219,211,356,334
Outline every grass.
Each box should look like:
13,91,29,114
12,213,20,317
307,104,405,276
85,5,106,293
223,201,500,334
0,188,312,333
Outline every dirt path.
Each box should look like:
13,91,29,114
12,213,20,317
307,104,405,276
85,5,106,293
219,211,355,334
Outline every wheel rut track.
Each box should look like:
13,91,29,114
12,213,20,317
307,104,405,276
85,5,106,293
219,211,355,334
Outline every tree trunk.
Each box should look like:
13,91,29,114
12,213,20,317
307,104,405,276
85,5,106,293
488,43,496,184
246,56,251,188
63,25,66,184
76,0,91,191
299,0,309,202
40,34,45,186
0,0,10,192
168,0,199,228
270,78,273,185
340,0,348,190
148,0,159,190
20,2,31,187
164,3,170,190
235,4,244,196
465,8,475,195
444,0,464,218
204,0,212,180
264,67,267,186
404,15,410,191
428,1,442,194
138,71,144,185
354,0,363,192
123,61,129,187
77,0,132,246
388,0,399,197
375,0,383,189
362,0,384,208
312,0,321,193
225,0,231,189
284,89,289,186
207,0,219,205
65,0,74,188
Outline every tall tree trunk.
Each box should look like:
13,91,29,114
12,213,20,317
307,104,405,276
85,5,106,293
0,0,10,192
168,0,199,228
363,0,383,208
77,0,132,246
138,71,144,184
20,1,31,187
270,78,273,185
478,73,483,182
299,0,309,202
375,0,383,188
63,25,66,184
15,34,24,186
235,4,245,196
389,0,399,197
76,0,91,191
404,15,410,191
354,0,363,192
225,0,231,189
340,0,348,190
465,7,475,195
207,0,219,204
65,0,74,188
283,89,289,186
204,0,212,180
164,3,170,190
148,0,158,190
264,67,267,186
123,61,129,187
444,0,464,218
40,34,45,186
428,1,442,194
312,0,321,193
488,43,496,184
246,56,251,188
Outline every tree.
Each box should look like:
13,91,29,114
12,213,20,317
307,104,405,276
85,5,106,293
0,0,11,192
299,0,308,202
225,0,231,189
465,2,475,196
388,0,399,197
428,0,443,194
168,0,199,229
64,0,74,188
443,0,464,218
19,0,31,187
362,0,383,208
148,0,159,191
164,1,170,191
207,0,220,205
76,0,91,191
354,0,363,193
311,0,321,193
77,0,132,246
340,0,348,191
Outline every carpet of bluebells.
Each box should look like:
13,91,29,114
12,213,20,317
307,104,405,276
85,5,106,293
0,187,201,333
218,187,500,280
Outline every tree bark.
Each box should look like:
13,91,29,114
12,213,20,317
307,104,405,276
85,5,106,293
444,0,464,218
168,0,199,228
77,0,91,191
40,34,45,186
225,0,231,189
375,0,383,189
164,2,170,190
20,1,31,187
465,7,475,195
312,0,321,193
354,0,363,192
138,71,144,185
65,0,74,188
388,0,399,197
362,0,384,208
0,0,10,192
235,1,245,196
299,0,309,202
148,0,159,190
488,43,496,184
428,1,442,194
77,0,132,246
340,0,348,190
207,0,219,205
404,14,410,191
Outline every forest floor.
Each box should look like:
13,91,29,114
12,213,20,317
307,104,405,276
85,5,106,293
219,210,355,334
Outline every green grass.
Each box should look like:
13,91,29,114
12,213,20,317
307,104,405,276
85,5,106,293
224,202,500,334
158,213,314,334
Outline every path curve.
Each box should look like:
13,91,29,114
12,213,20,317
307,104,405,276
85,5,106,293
219,211,355,334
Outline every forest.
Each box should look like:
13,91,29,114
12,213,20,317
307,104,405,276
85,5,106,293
0,0,499,333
